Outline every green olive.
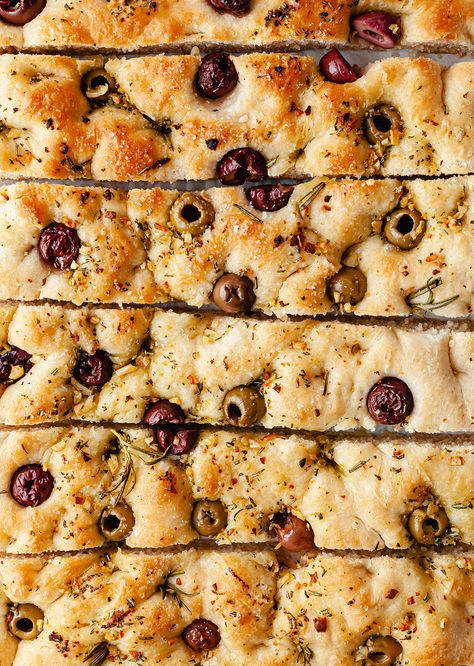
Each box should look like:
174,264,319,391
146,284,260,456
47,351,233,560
364,105,402,146
384,208,426,250
223,385,266,426
7,604,44,640
327,267,367,306
192,499,227,536
99,503,135,541
407,502,449,545
169,193,215,236
81,68,115,102
364,636,403,665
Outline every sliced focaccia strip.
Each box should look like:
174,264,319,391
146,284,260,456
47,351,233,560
1,427,472,554
0,0,473,54
0,305,473,432
1,177,472,318
0,54,474,180
0,548,288,666
274,552,474,666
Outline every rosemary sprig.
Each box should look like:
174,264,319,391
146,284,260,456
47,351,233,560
83,642,109,666
405,277,459,313
298,182,325,212
295,640,314,665
233,203,263,223
348,460,369,473
158,571,198,613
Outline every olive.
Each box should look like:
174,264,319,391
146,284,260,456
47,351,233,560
182,619,221,651
367,377,414,425
351,11,400,49
144,399,186,427
73,351,113,388
327,267,367,307
81,68,115,102
216,148,268,186
169,193,215,236
363,635,403,665
99,504,135,541
7,604,44,640
407,502,449,545
0,0,46,26
319,49,359,84
223,385,266,426
0,347,32,384
143,400,198,454
38,222,81,270
206,0,250,16
195,53,238,100
364,105,402,146
212,273,255,313
383,208,426,250
192,500,227,536
10,464,54,507
245,184,294,212
273,512,315,552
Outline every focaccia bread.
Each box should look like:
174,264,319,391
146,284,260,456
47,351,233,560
0,54,473,180
0,0,473,54
0,305,472,432
0,427,472,554
0,177,472,318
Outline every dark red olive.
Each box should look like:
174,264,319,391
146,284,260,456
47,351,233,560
10,464,54,507
0,347,32,384
352,11,400,49
245,184,294,212
367,377,414,425
0,0,46,25
182,619,221,651
319,49,359,84
143,399,197,455
73,351,113,388
212,273,255,313
217,148,267,186
206,0,250,16
195,53,238,100
38,222,81,271
143,399,185,426
273,512,315,552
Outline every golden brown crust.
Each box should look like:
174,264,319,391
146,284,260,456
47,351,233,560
0,177,472,317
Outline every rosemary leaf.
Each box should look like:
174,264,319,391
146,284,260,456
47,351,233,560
348,460,369,473
233,204,263,223
298,182,325,212
405,277,459,313
83,642,109,666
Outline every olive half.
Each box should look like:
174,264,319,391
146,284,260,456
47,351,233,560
407,502,449,545
364,105,402,146
327,267,367,307
7,604,44,640
99,503,135,541
384,208,426,250
192,499,227,536
169,193,215,236
223,385,266,426
362,635,403,665
81,68,115,102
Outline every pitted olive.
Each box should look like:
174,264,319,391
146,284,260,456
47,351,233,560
212,273,255,313
7,604,44,640
327,267,367,306
169,193,215,236
81,68,115,102
364,105,402,146
362,635,403,665
99,503,135,541
407,502,449,545
223,385,266,426
384,208,426,250
192,500,227,536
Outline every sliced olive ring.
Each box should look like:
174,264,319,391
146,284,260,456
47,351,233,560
7,603,44,640
81,68,115,102
362,635,403,665
169,193,215,236
99,503,135,542
327,267,367,307
384,208,426,250
192,499,227,536
223,385,266,426
407,502,449,545
364,104,402,146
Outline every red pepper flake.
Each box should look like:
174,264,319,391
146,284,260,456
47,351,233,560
314,617,327,632
75,496,85,505
385,589,399,599
303,242,316,254
407,596,415,605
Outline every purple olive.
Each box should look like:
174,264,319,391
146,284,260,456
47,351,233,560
245,184,294,212
143,399,197,455
0,0,46,26
38,222,81,271
319,49,359,84
10,464,54,507
195,53,238,100
73,351,113,388
367,377,414,425
273,512,315,552
217,148,267,186
206,0,250,16
143,399,186,427
182,619,221,651
352,11,400,49
0,347,32,384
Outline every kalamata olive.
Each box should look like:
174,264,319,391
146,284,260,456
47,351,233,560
0,347,32,384
0,0,46,26
192,500,227,536
245,184,294,212
143,399,185,427
327,267,367,307
364,105,402,146
367,377,414,425
273,512,315,552
384,208,426,250
182,619,221,651
81,68,115,102
319,49,359,84
73,351,113,388
7,604,44,640
206,0,250,16
216,148,268,186
223,385,266,426
38,222,81,270
143,399,197,455
351,11,400,49
363,635,403,665
407,502,449,545
10,464,54,507
169,193,215,236
99,504,135,541
195,53,238,100
212,273,255,313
